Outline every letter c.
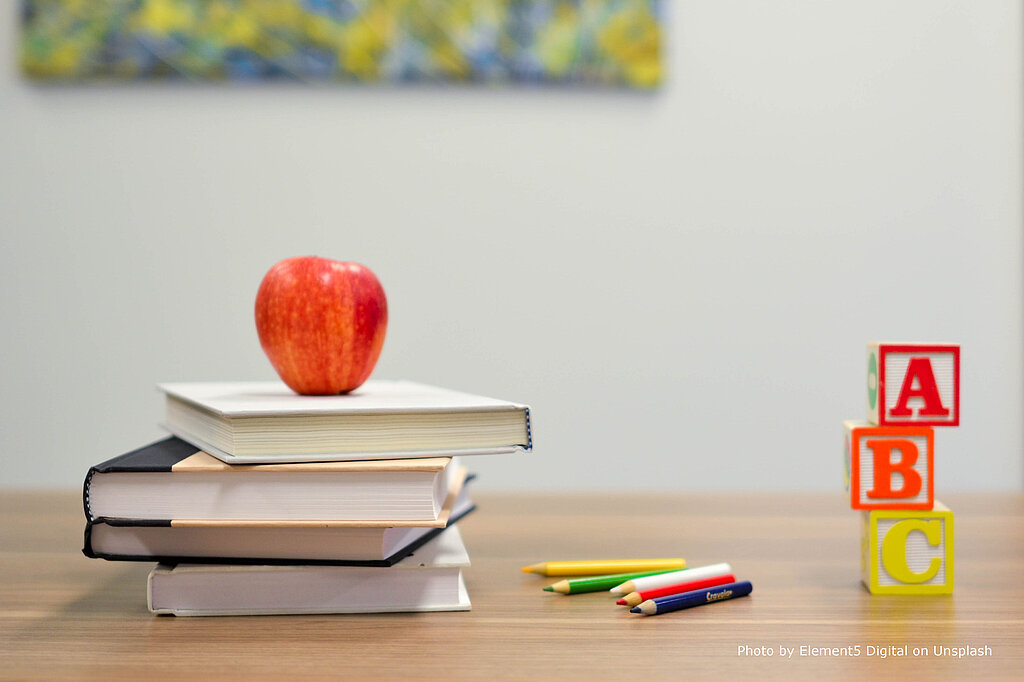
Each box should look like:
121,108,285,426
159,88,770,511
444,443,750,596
881,519,942,583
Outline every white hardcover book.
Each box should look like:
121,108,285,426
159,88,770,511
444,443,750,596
159,380,532,464
148,527,472,616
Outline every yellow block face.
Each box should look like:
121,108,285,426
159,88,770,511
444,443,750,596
861,504,954,595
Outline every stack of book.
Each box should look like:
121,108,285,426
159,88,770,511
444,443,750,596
82,380,531,616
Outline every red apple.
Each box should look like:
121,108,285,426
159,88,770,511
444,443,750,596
255,257,388,395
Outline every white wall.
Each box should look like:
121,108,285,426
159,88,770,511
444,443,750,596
1,1,1021,491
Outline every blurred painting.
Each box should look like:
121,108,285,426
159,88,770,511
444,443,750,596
21,0,662,89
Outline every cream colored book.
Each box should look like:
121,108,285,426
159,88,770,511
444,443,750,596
85,437,464,523
159,380,532,464
148,527,472,616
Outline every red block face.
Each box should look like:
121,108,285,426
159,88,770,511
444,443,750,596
867,344,959,427
845,422,934,511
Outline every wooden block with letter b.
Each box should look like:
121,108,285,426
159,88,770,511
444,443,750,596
867,343,960,427
861,501,954,595
844,421,933,510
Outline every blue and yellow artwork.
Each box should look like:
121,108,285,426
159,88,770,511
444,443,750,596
21,0,663,88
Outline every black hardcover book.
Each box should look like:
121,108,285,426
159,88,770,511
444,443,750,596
82,437,475,566
83,500,476,567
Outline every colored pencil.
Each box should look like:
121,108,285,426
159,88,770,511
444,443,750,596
520,558,686,577
544,570,682,594
616,573,736,607
630,581,753,616
609,562,732,595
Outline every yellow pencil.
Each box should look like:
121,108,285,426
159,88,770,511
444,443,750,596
520,558,686,577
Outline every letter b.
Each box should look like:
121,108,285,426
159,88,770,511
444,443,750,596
845,422,933,510
865,439,922,499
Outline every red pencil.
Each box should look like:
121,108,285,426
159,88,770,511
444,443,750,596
616,573,737,608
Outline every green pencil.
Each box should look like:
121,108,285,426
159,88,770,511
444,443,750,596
543,570,682,595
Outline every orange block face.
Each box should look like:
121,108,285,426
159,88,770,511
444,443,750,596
844,421,934,511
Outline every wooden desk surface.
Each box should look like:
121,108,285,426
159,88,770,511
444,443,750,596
1,491,1022,681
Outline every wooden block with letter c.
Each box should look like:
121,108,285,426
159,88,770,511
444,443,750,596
861,502,954,595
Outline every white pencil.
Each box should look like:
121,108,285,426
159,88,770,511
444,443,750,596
609,562,733,595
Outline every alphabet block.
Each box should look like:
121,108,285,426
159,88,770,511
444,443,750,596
867,343,959,427
844,421,933,510
861,502,954,595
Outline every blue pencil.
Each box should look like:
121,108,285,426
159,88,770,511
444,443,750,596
629,580,753,616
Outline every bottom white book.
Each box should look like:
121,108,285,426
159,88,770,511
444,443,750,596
148,527,471,616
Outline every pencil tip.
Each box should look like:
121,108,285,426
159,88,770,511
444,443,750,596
615,599,626,605
520,566,532,573
543,586,553,592
630,607,641,614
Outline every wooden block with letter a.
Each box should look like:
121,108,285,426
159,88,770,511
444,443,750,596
844,421,933,510
867,343,959,427
861,501,954,595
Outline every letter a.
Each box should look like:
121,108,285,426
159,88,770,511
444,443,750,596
889,357,950,418
865,439,922,499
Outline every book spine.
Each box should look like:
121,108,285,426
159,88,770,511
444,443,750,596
82,467,96,521
82,518,95,558
525,407,533,450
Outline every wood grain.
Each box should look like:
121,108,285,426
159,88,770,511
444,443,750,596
1,491,1021,681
